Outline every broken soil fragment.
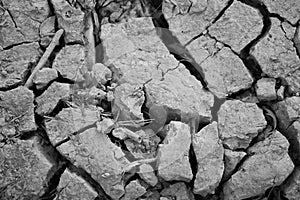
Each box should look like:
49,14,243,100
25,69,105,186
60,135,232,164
32,68,58,90
208,0,263,52
112,82,145,122
57,127,130,199
53,45,86,82
218,100,267,150
0,0,50,48
138,164,158,187
223,131,294,200
192,121,224,196
0,137,51,200
35,82,70,116
50,0,85,44
146,65,214,124
0,86,36,136
0,42,41,89
45,107,98,145
187,42,253,98
255,77,277,101
157,121,193,182
121,179,147,200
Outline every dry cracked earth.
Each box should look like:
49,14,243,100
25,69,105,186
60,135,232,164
0,0,300,199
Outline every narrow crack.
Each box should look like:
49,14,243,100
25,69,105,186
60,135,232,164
54,122,97,147
184,0,234,47
2,41,37,51
6,8,18,28
269,12,299,27
238,0,271,80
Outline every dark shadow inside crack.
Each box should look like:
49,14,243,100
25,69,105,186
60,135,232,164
238,0,271,80
38,161,67,200
188,144,198,189
211,95,226,123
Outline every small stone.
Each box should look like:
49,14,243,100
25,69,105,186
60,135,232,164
112,127,128,140
252,18,300,93
208,1,263,52
193,122,224,196
223,131,294,200
39,36,52,48
112,83,145,121
138,164,158,187
93,63,112,85
160,182,194,200
121,180,147,200
51,0,85,43
0,86,36,136
157,121,193,182
281,167,300,200
276,85,285,100
96,118,115,134
39,16,56,37
33,68,58,90
36,82,70,116
0,137,51,199
255,78,277,101
0,42,41,89
223,149,247,180
53,45,85,82
218,100,267,150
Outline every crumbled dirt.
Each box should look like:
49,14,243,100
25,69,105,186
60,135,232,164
0,0,299,200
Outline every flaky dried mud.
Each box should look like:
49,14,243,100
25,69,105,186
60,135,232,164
0,0,300,200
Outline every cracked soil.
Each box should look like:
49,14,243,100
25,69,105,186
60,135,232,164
0,0,300,200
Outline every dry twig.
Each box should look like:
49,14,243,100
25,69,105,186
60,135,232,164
24,29,64,88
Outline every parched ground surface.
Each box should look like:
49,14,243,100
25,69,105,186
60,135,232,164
0,0,300,200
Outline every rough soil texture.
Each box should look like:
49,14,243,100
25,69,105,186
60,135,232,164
0,0,299,200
